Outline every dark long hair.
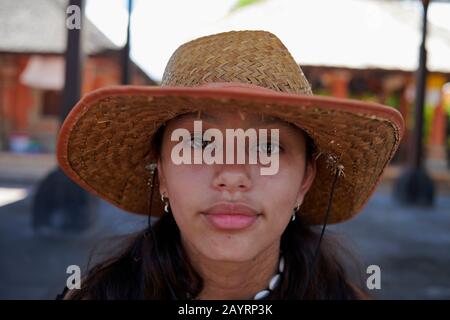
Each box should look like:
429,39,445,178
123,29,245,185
67,213,367,300
66,120,369,300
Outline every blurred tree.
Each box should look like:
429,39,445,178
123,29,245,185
229,0,266,13
33,0,98,236
394,0,435,206
121,0,133,84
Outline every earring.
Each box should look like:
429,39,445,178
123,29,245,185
292,202,300,222
161,193,170,213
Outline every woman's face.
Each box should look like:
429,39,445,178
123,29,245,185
157,109,316,262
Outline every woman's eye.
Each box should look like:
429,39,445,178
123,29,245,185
257,142,281,155
188,135,212,149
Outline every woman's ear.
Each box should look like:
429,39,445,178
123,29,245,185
157,158,167,196
296,159,317,205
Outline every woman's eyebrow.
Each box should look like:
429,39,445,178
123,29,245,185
174,112,215,123
175,112,295,130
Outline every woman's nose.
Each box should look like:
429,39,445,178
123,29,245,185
212,164,252,193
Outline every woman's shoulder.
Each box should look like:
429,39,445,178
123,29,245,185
56,275,92,300
55,285,82,300
62,287,82,300
58,258,140,300
348,282,372,300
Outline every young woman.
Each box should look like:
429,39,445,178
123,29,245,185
56,30,404,300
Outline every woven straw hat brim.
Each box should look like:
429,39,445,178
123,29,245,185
57,84,404,225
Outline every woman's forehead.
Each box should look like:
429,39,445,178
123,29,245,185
170,110,296,129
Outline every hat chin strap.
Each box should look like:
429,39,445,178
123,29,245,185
146,166,179,300
300,168,340,299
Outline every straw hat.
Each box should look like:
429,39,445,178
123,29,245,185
56,30,404,225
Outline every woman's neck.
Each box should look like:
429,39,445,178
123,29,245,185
183,240,281,300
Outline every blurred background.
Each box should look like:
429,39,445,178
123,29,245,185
0,0,449,299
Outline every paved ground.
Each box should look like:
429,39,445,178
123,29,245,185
332,183,450,299
0,181,449,300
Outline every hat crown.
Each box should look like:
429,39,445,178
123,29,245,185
161,30,313,95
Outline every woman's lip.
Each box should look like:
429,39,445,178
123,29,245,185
203,203,259,216
202,203,260,230
202,213,259,231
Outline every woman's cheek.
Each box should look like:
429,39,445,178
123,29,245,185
259,169,300,216
166,165,211,206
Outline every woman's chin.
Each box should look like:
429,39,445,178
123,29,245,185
199,245,258,263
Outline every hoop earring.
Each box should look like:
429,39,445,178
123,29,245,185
292,202,300,222
161,193,170,213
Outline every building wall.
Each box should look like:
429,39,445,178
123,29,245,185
0,53,152,153
302,66,450,163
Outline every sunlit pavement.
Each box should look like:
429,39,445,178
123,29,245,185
332,184,450,299
0,182,449,299
0,187,28,207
